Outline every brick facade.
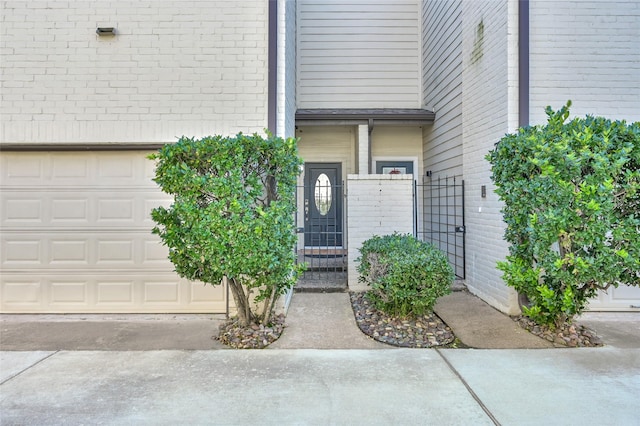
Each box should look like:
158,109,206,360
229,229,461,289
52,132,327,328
347,175,414,291
0,0,269,143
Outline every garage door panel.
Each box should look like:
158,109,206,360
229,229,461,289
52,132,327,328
1,273,226,313
49,239,89,264
51,155,91,179
51,198,89,223
1,155,44,182
1,152,157,188
2,240,43,264
1,190,171,228
1,280,43,306
50,281,88,305
2,232,173,270
3,198,43,223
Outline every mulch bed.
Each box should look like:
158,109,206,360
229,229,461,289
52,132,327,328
215,292,604,349
216,314,286,349
514,315,603,347
349,291,458,348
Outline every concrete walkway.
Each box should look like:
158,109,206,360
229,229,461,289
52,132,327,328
434,292,553,349
270,293,387,349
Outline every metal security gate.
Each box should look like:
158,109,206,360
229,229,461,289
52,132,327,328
295,163,347,290
415,176,465,279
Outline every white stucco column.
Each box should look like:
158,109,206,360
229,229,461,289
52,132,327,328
357,123,370,174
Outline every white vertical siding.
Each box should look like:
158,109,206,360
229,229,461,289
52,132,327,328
0,0,269,144
529,0,640,124
421,0,463,178
461,0,520,314
296,0,421,108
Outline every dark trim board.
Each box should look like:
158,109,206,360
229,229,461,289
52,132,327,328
296,108,435,125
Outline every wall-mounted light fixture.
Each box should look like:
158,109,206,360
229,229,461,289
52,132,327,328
96,27,116,36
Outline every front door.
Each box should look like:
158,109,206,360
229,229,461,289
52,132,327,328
304,163,342,247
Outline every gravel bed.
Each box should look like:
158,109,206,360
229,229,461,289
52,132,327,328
216,314,285,349
349,291,456,348
514,316,603,347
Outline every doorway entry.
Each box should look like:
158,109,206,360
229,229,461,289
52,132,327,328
304,163,343,247
296,162,346,290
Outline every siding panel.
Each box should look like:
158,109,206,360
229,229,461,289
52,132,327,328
297,0,421,108
422,0,463,179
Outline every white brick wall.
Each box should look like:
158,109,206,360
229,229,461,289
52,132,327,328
0,0,269,144
347,175,414,291
461,0,520,314
529,0,640,124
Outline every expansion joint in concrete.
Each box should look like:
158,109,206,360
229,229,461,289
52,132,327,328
0,351,59,386
436,349,501,426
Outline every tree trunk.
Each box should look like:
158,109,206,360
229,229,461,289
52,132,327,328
228,277,252,327
260,285,277,325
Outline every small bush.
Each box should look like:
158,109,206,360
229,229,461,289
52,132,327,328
357,234,453,317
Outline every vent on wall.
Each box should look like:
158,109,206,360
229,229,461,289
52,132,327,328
96,27,116,36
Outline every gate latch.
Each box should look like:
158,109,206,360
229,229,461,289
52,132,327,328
455,226,465,233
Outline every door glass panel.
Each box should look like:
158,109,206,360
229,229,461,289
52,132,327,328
314,173,332,216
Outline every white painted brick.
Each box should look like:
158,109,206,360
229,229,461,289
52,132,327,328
458,0,520,314
347,175,414,291
529,0,640,123
1,0,270,143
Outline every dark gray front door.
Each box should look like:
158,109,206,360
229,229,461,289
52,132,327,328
304,163,342,247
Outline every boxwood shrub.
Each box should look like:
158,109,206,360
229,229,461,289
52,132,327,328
357,233,453,317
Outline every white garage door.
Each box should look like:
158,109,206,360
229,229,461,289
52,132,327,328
0,151,226,313
589,285,640,312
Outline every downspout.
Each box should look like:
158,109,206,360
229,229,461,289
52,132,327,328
268,0,278,134
517,0,530,310
518,0,529,128
368,118,374,174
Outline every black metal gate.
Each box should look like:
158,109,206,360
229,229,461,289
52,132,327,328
295,178,347,290
414,176,465,279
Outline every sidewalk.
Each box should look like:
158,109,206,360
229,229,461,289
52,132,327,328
2,347,639,425
1,292,639,425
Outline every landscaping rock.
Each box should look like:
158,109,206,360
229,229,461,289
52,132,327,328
514,316,603,348
217,314,286,349
349,291,456,348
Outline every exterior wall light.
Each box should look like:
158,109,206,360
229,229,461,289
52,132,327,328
96,27,116,36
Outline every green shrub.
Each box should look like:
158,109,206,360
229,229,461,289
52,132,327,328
357,234,453,317
149,132,303,327
486,102,640,328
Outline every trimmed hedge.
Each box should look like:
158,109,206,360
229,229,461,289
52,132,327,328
357,234,453,317
486,102,640,328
